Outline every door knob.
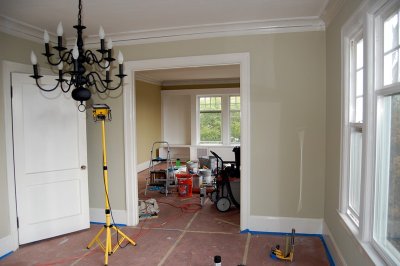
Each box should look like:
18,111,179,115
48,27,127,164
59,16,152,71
81,165,87,170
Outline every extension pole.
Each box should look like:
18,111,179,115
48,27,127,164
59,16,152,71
87,105,136,266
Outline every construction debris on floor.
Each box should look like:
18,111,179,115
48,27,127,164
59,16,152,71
139,198,160,220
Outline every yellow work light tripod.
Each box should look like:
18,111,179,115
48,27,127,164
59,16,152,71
87,104,136,266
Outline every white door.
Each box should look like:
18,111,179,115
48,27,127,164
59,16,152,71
12,73,89,244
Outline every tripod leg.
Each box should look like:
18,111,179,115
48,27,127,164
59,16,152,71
112,226,137,253
87,226,105,250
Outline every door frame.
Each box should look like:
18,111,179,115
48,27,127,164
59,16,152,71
122,53,251,229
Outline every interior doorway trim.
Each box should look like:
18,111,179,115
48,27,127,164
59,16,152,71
123,53,251,229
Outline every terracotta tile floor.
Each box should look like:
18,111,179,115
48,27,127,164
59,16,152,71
1,166,333,266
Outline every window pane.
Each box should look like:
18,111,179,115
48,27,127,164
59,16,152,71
357,39,364,69
200,112,222,143
374,94,400,264
356,97,363,123
356,69,363,97
230,111,240,143
229,96,241,143
230,96,240,111
384,13,399,53
349,128,362,220
384,50,399,86
200,96,221,111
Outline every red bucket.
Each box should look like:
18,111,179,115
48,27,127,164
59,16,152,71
176,173,193,197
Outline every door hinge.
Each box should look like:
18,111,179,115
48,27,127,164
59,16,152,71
17,217,19,228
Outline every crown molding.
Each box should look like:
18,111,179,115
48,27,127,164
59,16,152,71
320,0,347,26
162,78,240,87
0,15,325,47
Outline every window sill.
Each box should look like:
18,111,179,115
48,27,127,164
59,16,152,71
337,210,389,265
197,144,240,147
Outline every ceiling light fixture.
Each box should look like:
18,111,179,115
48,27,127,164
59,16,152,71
30,0,125,111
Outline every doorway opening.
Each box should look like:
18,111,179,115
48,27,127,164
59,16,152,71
122,53,250,229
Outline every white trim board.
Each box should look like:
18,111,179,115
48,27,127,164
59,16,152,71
247,215,323,234
123,53,251,229
2,61,36,257
0,233,18,258
323,221,347,266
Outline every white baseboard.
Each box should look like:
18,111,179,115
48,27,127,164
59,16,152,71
323,221,347,266
0,231,18,258
137,160,150,173
137,160,161,173
90,208,127,225
247,215,323,234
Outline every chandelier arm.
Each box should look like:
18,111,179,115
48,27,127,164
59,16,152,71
86,72,109,93
59,79,74,93
45,56,62,67
102,76,124,91
84,50,108,68
35,78,60,92
62,50,75,65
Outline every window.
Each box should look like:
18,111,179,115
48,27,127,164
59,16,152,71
199,96,222,144
348,36,364,226
373,8,400,265
230,96,241,144
342,32,364,227
340,2,400,264
198,95,240,145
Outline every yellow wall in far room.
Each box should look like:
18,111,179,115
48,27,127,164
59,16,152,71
135,80,162,165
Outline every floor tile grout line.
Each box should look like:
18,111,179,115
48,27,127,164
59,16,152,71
134,226,238,235
157,211,200,266
242,232,251,265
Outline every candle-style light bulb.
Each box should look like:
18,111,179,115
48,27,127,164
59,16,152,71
99,26,105,39
57,22,63,36
30,51,37,65
118,51,124,64
44,30,49,43
72,45,79,60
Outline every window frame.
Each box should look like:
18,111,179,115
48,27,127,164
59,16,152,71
196,94,240,146
198,96,223,144
340,0,400,265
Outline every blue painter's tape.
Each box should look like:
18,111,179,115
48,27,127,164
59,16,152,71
0,251,13,260
320,235,336,266
241,229,336,266
90,221,127,227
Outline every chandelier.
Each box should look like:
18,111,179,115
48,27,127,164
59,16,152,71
30,0,125,111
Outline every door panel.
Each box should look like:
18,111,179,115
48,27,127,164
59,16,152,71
12,73,89,245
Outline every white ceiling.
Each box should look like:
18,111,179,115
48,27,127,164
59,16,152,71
0,0,334,83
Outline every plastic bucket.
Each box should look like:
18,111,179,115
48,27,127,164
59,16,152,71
186,161,199,174
176,173,193,197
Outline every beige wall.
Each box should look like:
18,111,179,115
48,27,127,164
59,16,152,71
135,80,162,164
86,31,327,217
0,30,326,245
324,0,375,265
